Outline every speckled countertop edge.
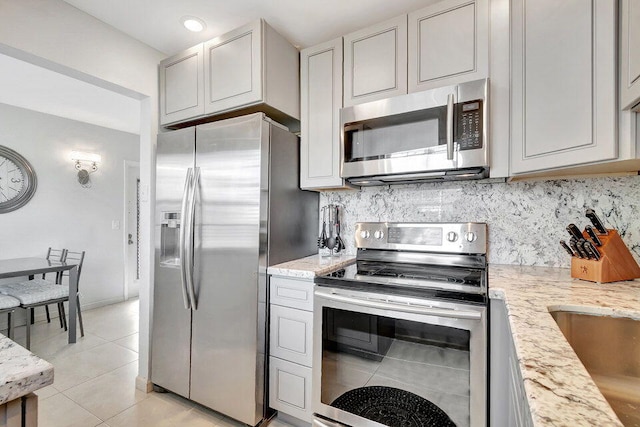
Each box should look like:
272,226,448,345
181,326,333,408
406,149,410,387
267,254,356,278
0,334,54,404
489,264,640,427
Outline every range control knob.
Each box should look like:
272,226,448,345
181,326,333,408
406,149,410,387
446,231,458,242
374,230,385,240
360,230,371,239
465,232,477,242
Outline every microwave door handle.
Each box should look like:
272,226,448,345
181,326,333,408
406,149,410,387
315,290,481,320
446,93,455,160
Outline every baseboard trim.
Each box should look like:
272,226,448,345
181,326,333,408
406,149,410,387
136,376,153,393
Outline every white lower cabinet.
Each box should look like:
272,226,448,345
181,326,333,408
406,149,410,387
490,298,533,427
269,357,313,422
269,275,314,423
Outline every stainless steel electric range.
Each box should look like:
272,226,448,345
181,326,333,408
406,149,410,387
312,222,488,427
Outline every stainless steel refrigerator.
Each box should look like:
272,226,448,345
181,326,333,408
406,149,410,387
152,113,318,425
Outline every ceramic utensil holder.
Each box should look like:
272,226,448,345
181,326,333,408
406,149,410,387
571,229,640,283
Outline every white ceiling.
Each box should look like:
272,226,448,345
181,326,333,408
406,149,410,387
0,54,141,134
62,0,441,55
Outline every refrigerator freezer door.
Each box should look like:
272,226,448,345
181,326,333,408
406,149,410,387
152,127,195,398
190,114,267,425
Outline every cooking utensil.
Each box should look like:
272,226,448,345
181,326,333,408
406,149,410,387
318,207,327,248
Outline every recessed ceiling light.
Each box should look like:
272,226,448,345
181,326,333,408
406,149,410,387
181,16,206,32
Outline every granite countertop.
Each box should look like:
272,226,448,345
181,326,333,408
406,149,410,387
267,254,356,279
489,264,640,427
0,334,54,404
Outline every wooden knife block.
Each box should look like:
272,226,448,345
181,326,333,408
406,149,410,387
571,229,640,283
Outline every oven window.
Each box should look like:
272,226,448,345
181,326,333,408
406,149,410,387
343,107,447,163
321,307,470,427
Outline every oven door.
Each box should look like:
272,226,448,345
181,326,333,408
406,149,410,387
312,286,486,427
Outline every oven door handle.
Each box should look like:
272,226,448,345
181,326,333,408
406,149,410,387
315,290,482,320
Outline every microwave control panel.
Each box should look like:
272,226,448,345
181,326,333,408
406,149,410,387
456,100,483,150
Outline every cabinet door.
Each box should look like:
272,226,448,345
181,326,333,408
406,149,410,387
204,20,262,115
270,305,313,367
300,38,347,190
510,0,617,174
343,15,407,107
269,357,312,422
621,0,640,111
159,44,204,125
408,0,488,92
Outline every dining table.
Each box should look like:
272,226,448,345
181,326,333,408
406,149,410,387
0,257,79,346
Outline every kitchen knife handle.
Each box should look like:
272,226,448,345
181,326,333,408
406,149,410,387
585,225,603,246
586,209,608,234
567,224,584,241
569,238,583,258
446,93,455,160
578,239,593,259
560,240,575,256
584,240,601,260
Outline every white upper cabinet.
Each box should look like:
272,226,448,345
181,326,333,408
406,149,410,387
159,19,299,127
510,0,617,174
204,21,262,114
621,0,640,111
159,44,205,126
204,19,300,120
343,15,408,107
408,0,488,92
300,38,348,190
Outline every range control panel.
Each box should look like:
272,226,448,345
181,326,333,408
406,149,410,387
355,222,487,254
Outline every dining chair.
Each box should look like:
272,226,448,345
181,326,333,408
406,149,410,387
0,250,86,349
0,294,21,339
42,247,67,327
55,250,86,337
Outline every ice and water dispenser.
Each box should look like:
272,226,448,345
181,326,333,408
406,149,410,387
160,211,181,268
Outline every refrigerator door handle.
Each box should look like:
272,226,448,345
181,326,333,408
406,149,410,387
179,168,193,310
186,167,200,310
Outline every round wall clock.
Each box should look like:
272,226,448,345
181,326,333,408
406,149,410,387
0,146,37,213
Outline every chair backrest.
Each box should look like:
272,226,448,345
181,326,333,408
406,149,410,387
61,250,86,287
45,247,67,282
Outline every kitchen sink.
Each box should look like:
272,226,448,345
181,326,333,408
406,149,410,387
551,310,640,427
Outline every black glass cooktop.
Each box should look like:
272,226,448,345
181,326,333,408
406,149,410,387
315,260,486,303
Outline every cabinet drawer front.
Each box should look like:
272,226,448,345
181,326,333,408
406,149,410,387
270,277,314,311
269,357,312,422
270,305,313,367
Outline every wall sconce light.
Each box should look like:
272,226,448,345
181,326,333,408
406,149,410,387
70,151,101,187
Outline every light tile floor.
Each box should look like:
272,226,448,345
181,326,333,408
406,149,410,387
11,299,292,427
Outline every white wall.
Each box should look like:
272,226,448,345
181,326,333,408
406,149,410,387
0,0,164,389
0,103,139,308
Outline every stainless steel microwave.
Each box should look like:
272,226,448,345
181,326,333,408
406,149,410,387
341,79,489,186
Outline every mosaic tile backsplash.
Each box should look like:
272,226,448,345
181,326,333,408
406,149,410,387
319,176,640,267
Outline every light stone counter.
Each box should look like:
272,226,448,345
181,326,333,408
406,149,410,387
0,334,53,405
490,264,640,427
267,254,356,279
